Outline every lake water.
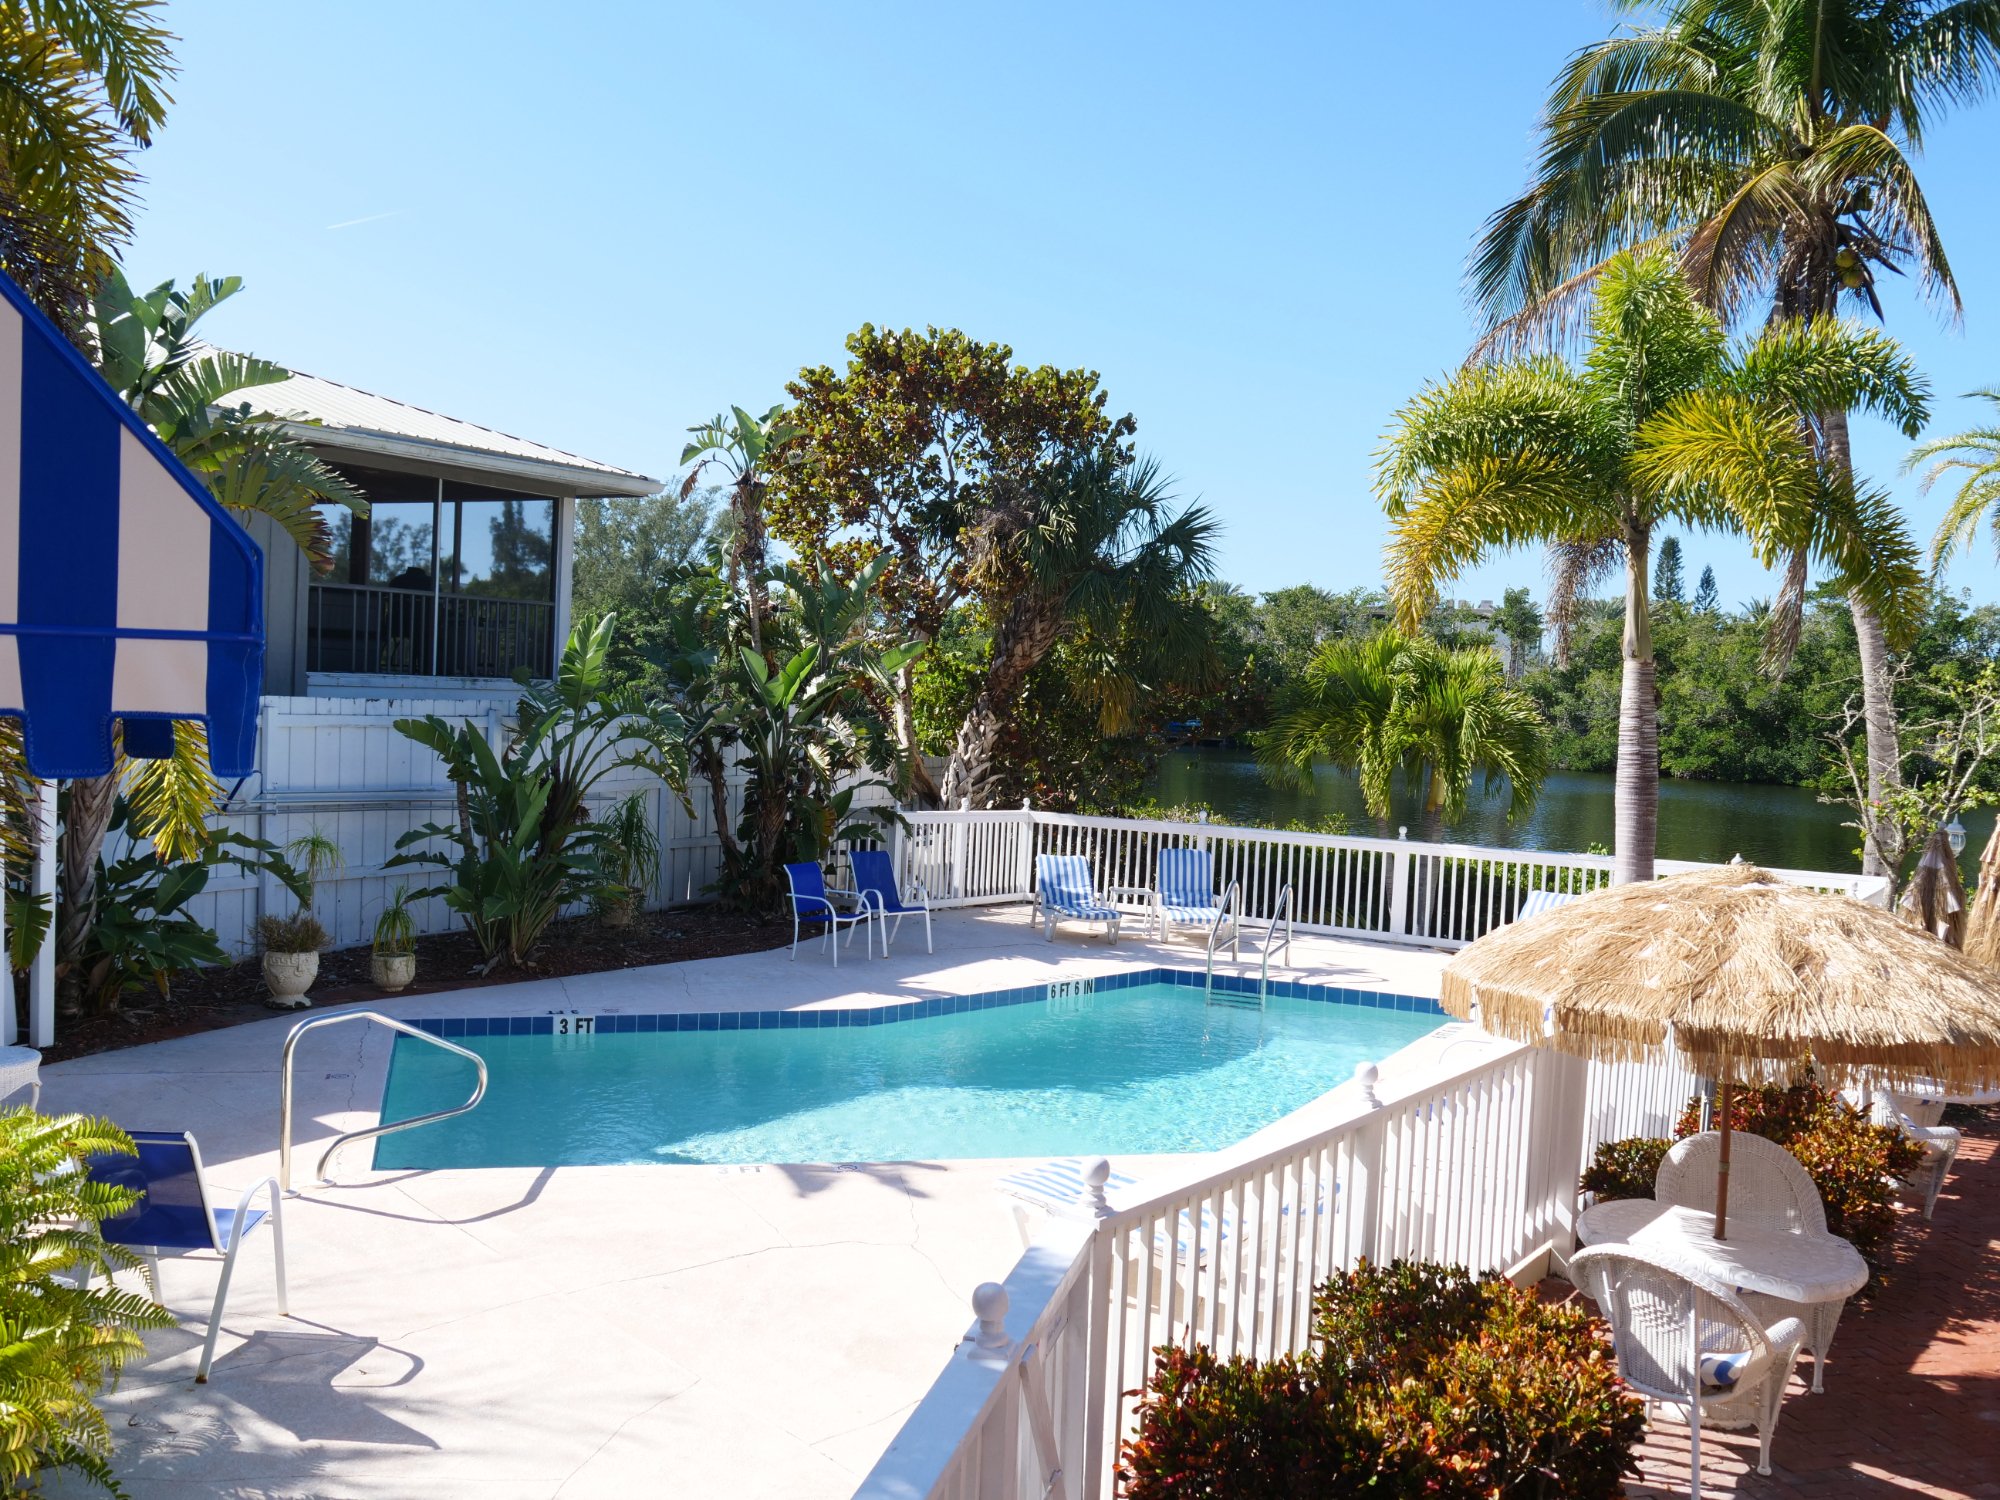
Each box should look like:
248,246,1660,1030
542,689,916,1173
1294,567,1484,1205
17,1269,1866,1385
1147,748,1994,876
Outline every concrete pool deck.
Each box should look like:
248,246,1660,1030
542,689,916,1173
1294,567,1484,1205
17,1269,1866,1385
38,906,1455,1500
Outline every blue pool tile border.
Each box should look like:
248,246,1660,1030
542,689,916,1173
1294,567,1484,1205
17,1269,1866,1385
403,969,1443,1039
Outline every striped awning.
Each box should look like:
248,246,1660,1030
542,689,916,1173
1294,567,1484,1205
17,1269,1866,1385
0,270,262,778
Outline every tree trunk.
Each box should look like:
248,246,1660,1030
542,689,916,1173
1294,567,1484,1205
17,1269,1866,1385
1614,529,1658,885
733,477,771,658
55,770,120,1015
939,594,1066,808
1818,407,1903,878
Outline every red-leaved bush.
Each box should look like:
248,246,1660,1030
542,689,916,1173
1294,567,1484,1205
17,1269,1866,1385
1118,1260,1643,1499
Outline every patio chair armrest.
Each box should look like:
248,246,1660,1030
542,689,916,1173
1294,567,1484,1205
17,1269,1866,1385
226,1176,282,1251
907,880,930,904
792,894,841,918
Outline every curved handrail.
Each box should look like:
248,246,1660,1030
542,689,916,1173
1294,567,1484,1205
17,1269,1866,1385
1258,883,1295,1000
279,1011,488,1193
1203,880,1242,1002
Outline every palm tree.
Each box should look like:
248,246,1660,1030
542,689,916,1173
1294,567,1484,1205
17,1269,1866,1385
1908,390,2000,566
1260,631,1549,829
680,404,796,657
54,269,365,1016
1471,0,2000,875
937,455,1218,808
1380,251,1922,884
0,0,175,333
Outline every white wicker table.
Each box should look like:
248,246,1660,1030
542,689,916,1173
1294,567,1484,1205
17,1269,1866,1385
1627,1203,1866,1392
0,1044,40,1109
1578,1197,1668,1246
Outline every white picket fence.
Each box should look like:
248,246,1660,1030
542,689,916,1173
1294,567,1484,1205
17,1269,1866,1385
155,694,895,957
855,1036,1698,1500
892,807,1888,950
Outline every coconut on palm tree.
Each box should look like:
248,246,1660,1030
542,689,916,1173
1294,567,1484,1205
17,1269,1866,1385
1260,630,1549,832
1379,250,1923,884
1909,390,2000,566
936,454,1218,809
1472,0,2000,876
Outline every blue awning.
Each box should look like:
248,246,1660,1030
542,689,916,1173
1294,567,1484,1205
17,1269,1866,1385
0,270,263,778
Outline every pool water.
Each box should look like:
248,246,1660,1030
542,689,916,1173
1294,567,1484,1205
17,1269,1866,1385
373,982,1441,1167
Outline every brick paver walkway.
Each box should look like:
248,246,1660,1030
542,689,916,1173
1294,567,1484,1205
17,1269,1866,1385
1572,1112,2000,1499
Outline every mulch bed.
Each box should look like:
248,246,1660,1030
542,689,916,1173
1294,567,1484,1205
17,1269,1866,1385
32,907,792,1065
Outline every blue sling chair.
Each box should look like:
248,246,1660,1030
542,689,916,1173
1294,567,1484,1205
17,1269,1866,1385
87,1130,288,1382
850,849,933,956
784,860,875,965
1148,847,1238,950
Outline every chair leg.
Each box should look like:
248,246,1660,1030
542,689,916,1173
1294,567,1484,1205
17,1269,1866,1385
1688,1394,1702,1498
197,1234,248,1383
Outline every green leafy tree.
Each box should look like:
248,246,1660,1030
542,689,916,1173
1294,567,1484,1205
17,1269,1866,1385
1909,390,2000,568
1261,631,1548,830
936,455,1218,807
1653,536,1686,603
1,1109,174,1495
0,0,175,334
1472,0,2000,879
1694,565,1720,613
571,487,717,685
764,325,1135,804
1379,251,1922,883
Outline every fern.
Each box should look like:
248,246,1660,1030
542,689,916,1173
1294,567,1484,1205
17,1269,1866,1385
0,1109,173,1494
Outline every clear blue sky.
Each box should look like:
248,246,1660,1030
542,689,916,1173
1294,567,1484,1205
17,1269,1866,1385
128,0,2000,612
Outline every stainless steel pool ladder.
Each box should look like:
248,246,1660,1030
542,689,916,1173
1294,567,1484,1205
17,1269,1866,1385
279,1011,488,1193
1204,882,1295,1008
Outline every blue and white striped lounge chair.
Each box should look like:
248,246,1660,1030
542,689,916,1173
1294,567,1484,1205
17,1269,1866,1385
850,848,932,956
1515,887,1581,923
1146,847,1236,946
1034,854,1122,943
784,861,874,966
87,1130,288,1383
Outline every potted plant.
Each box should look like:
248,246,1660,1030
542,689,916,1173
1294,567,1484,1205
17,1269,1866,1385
593,792,660,929
258,829,341,1008
371,886,420,992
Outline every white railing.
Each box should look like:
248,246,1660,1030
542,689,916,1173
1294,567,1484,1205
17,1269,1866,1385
856,1039,1622,1500
890,807,1888,951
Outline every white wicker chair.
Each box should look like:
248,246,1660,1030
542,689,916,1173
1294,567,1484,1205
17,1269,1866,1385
1655,1131,1846,1391
1572,1243,1808,1493
1876,1089,1960,1220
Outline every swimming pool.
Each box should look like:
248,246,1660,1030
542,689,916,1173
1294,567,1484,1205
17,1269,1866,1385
373,972,1443,1167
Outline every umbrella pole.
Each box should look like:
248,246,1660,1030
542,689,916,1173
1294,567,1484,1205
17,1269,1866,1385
1714,1074,1733,1241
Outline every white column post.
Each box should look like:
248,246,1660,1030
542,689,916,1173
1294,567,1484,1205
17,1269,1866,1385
1015,798,1035,899
1386,828,1411,939
29,780,57,1047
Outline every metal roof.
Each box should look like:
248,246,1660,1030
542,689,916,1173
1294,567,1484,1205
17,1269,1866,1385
226,362,660,498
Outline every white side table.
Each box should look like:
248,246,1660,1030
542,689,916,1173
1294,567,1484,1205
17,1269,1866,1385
0,1045,41,1110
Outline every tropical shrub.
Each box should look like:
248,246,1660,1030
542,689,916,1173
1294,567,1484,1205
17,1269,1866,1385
1673,1076,1925,1272
65,802,309,1015
593,792,660,922
391,617,686,969
1579,1137,1672,1202
1120,1260,1643,1499
371,886,420,957
0,1110,174,1495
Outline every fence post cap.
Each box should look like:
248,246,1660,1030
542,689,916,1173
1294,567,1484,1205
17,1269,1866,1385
1084,1156,1114,1216
971,1282,1010,1351
1355,1061,1382,1108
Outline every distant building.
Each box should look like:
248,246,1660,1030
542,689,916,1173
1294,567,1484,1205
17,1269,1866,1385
235,365,657,698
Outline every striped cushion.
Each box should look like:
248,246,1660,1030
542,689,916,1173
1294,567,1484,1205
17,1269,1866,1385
1517,888,1580,921
1698,1349,1751,1388
1157,848,1215,910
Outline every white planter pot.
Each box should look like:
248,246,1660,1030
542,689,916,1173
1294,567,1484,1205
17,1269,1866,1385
372,953,417,992
263,951,319,1008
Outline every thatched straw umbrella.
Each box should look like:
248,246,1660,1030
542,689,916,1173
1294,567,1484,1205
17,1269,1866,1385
1441,864,2000,1238
1897,828,1966,948
1965,823,2000,972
